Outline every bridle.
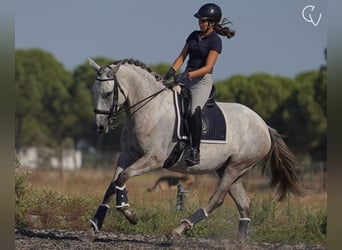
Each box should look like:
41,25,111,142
94,70,124,116
93,64,127,130
93,63,169,129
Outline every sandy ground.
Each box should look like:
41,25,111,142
15,228,326,250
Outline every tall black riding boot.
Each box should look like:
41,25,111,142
186,106,202,166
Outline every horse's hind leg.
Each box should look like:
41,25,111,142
228,180,251,241
171,163,249,238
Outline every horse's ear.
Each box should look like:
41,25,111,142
88,58,101,72
111,64,121,75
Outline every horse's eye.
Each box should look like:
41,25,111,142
106,71,113,78
103,92,112,99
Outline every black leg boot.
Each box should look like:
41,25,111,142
89,204,110,232
186,106,202,166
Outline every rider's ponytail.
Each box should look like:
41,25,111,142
214,18,235,39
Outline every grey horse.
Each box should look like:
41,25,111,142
87,58,304,241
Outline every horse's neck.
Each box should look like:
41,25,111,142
118,65,176,150
119,65,165,104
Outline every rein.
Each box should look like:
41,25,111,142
124,86,169,116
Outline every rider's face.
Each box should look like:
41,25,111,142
198,19,213,32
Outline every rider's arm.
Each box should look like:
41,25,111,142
171,43,189,71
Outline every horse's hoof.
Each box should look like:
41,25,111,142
119,207,139,225
89,219,100,232
127,211,138,225
167,223,187,240
166,230,181,240
80,226,97,242
238,236,250,243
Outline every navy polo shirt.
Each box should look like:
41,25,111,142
186,30,222,73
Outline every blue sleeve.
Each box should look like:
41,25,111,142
211,35,222,53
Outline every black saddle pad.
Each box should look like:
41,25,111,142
201,103,227,142
175,92,227,143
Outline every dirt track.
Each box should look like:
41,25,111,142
15,228,326,250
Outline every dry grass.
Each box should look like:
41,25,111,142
15,167,327,244
19,167,326,210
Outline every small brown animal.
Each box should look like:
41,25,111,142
147,175,193,192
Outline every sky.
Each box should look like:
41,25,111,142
15,0,327,81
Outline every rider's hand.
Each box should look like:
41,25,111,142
164,68,176,81
174,72,189,83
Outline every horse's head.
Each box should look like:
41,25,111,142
89,58,127,134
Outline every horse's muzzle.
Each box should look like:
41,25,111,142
97,125,108,134
97,125,104,134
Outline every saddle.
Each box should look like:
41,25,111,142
163,85,227,168
175,85,227,142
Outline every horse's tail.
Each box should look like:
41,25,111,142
263,127,305,201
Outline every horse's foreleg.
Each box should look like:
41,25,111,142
117,153,164,185
228,180,251,241
89,166,124,232
115,153,164,224
115,183,139,225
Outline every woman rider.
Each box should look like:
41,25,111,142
164,3,235,166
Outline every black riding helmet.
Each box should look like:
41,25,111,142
194,3,222,23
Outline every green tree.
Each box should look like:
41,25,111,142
202,67,326,163
311,57,327,161
150,63,172,77
15,49,73,149
246,73,296,121
215,73,296,122
215,75,248,102
271,70,326,159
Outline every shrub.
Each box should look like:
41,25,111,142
15,153,29,228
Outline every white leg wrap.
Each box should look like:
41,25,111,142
100,204,110,209
115,185,126,190
89,219,100,232
239,218,251,222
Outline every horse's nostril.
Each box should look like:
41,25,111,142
97,125,105,133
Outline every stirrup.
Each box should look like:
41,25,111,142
185,149,200,166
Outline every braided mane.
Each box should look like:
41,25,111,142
111,58,163,82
